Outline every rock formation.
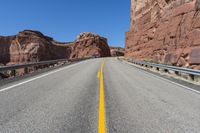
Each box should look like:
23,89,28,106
0,30,72,65
0,36,14,65
126,0,200,69
110,47,125,57
0,30,112,78
0,30,111,66
70,32,111,58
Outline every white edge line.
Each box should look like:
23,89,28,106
0,62,82,93
124,61,200,95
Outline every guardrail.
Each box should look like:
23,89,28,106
127,58,200,82
0,57,92,78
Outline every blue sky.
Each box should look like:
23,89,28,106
0,0,130,47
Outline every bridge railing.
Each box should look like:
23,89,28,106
127,58,200,82
0,57,92,78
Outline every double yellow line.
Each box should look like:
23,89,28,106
98,62,106,133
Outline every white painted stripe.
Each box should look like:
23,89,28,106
125,61,200,94
0,61,83,93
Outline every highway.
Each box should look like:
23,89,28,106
0,58,200,133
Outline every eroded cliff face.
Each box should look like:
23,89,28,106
0,36,14,64
126,0,200,69
110,47,125,57
0,31,111,66
0,30,72,65
70,32,111,58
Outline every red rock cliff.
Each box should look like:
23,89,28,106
70,32,111,58
0,30,72,65
126,0,200,69
110,47,125,57
0,31,111,66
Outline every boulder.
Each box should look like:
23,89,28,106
0,64,9,79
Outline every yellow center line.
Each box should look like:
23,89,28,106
98,62,106,133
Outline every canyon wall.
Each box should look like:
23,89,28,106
126,0,200,69
0,30,111,66
0,36,14,64
0,30,72,65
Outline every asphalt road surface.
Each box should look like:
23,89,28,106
0,58,200,133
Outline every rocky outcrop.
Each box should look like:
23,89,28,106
0,36,14,64
0,30,72,65
0,30,112,78
0,30,111,66
70,32,111,58
195,0,200,10
126,0,200,69
110,47,125,57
